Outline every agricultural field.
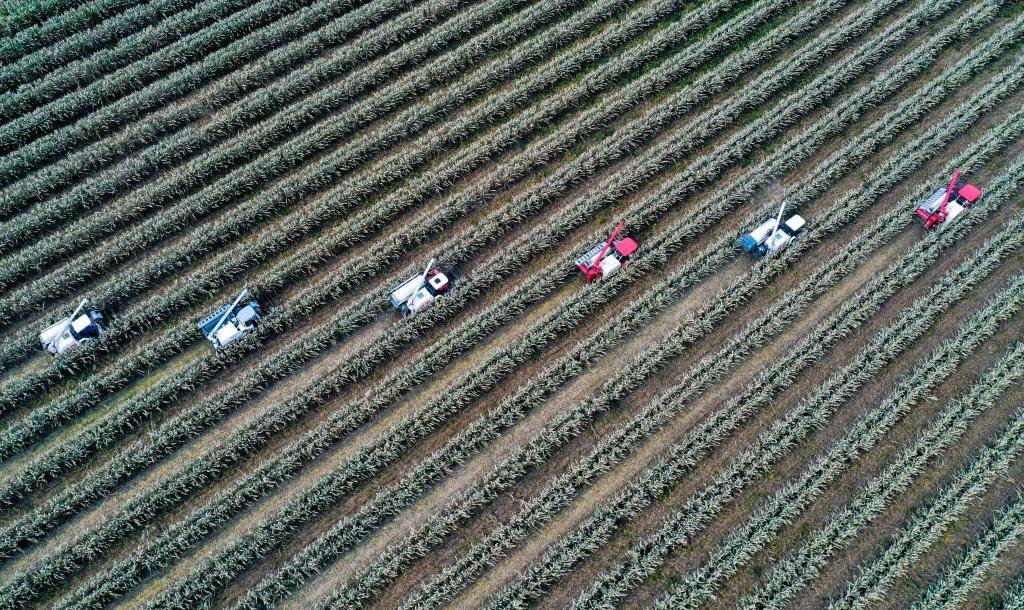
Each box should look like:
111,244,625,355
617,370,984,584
1,0,1024,607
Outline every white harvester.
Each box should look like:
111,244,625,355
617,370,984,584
738,200,806,259
39,298,107,356
198,287,263,349
389,258,454,316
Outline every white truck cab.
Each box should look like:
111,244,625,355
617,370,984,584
389,259,453,316
40,299,106,356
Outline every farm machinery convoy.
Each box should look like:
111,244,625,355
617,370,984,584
36,171,980,356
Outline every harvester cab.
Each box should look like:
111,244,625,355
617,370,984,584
576,220,639,283
915,168,981,230
739,200,805,260
199,287,263,349
389,258,454,316
40,298,107,356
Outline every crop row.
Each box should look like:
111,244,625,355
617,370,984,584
0,4,802,605
567,137,1024,610
0,0,468,226
0,0,589,377
651,259,1024,609
829,402,1024,609
0,0,724,513
4,0,841,599
0,0,423,205
23,1,869,605
0,0,201,94
426,46,1023,610
0,0,585,320
0,0,246,121
0,0,799,491
0,0,632,297
0,0,688,459
0,0,333,155
577,193,1024,610
1001,572,1024,609
909,493,1024,610
739,342,1024,610
0,0,533,222
0,0,144,63
190,3,991,605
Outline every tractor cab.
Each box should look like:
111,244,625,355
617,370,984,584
40,298,106,356
739,201,805,260
390,259,454,316
199,288,262,349
576,221,638,283
916,169,981,230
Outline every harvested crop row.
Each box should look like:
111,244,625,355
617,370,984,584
0,0,202,94
0,0,425,204
102,4,978,607
0,0,144,63
830,401,1024,609
404,63,1024,610
0,0,247,122
739,341,1024,610
0,0,868,601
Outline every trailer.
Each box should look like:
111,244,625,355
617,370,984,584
198,288,262,349
40,298,106,356
915,168,981,230
576,220,639,283
738,200,806,259
389,258,454,316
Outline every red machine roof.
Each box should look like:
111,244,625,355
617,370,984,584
615,237,638,257
959,183,981,203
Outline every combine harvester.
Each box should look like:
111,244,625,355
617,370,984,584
39,298,106,356
389,258,455,316
198,287,263,349
915,168,982,230
738,200,806,259
576,220,639,283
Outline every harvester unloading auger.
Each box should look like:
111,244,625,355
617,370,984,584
915,168,982,230
575,220,639,283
